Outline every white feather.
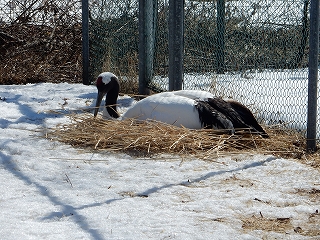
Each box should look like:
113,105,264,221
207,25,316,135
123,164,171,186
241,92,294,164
121,90,214,129
100,72,117,85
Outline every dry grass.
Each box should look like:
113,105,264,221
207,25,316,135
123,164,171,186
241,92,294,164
242,215,292,233
46,113,320,162
241,211,320,237
0,23,82,84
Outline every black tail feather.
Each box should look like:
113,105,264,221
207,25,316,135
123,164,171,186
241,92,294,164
226,99,269,138
197,98,269,138
195,100,234,134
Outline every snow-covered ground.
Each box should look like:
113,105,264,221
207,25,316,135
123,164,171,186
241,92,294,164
0,82,319,239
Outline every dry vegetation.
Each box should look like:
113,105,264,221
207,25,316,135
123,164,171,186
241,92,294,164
46,113,320,166
242,215,293,234
241,209,320,236
0,23,82,84
0,1,82,84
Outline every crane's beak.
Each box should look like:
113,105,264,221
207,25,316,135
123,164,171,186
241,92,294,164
94,90,106,117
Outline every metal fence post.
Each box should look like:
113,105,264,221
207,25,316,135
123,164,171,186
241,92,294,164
169,0,184,91
216,0,225,74
139,0,157,95
82,0,90,85
307,0,319,152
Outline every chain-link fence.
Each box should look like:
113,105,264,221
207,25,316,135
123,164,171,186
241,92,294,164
88,0,317,134
87,0,139,93
0,0,82,84
88,1,309,79
0,0,318,143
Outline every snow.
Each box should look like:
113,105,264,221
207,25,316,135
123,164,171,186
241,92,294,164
0,82,319,240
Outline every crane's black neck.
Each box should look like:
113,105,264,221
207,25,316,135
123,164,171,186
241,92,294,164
105,80,120,118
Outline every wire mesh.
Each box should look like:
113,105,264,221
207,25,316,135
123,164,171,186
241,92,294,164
181,0,311,131
88,0,139,90
88,0,318,136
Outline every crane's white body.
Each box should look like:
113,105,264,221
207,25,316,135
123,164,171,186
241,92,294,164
121,90,214,129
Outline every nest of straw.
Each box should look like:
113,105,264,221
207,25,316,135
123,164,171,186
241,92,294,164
46,113,310,160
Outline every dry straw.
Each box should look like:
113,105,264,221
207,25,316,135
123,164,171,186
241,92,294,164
242,215,292,233
47,113,312,160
